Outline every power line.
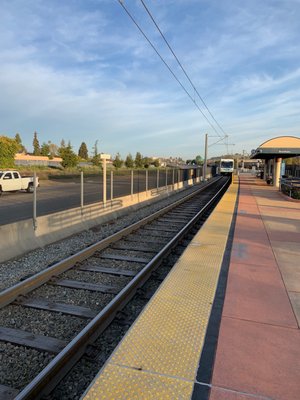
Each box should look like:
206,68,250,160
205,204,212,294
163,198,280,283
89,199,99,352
117,0,224,138
139,0,227,139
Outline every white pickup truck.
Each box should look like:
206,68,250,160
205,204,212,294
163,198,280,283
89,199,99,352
0,170,39,195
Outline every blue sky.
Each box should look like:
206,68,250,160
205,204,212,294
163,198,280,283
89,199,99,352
1,0,300,159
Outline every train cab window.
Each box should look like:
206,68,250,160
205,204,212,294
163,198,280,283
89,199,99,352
221,161,234,168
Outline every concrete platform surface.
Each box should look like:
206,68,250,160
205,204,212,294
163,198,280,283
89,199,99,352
211,174,300,400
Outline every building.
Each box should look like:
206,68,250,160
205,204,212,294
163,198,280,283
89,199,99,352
14,154,63,168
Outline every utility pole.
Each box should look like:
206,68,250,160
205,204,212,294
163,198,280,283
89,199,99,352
203,133,208,181
242,149,245,170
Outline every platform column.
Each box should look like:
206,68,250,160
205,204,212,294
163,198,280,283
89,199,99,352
274,157,282,188
268,159,272,178
263,162,267,180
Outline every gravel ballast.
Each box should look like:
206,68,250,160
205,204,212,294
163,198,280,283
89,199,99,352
0,185,202,292
0,183,211,396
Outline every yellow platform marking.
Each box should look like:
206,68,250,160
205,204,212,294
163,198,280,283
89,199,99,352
83,181,238,399
85,364,193,400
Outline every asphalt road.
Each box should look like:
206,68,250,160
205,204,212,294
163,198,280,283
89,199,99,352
0,171,178,225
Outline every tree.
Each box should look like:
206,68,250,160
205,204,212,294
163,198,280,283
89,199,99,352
0,136,19,168
48,141,59,159
58,142,78,168
60,139,66,148
14,133,26,153
135,152,143,168
91,140,101,166
286,156,300,165
92,154,101,166
142,156,152,168
15,133,22,145
78,142,88,160
41,142,50,156
33,131,40,155
153,158,160,168
195,155,203,165
93,140,99,157
113,152,123,169
125,153,134,168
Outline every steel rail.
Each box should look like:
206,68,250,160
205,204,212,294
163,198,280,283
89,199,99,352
0,178,221,309
14,177,230,400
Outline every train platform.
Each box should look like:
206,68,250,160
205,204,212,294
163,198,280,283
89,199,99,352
82,174,300,400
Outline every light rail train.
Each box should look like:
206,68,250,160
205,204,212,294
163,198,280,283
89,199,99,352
217,158,234,176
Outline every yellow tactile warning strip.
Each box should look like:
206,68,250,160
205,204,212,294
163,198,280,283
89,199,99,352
82,180,238,400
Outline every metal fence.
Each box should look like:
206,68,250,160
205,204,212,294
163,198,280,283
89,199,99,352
285,165,300,178
26,167,205,229
280,177,300,199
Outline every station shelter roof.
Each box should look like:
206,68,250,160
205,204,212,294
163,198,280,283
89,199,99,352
250,136,300,160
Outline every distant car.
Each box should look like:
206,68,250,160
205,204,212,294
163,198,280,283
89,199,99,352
0,170,39,195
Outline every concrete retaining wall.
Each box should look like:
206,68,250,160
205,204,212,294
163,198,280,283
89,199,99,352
0,178,206,263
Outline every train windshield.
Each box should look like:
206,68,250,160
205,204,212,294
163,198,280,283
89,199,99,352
221,161,233,168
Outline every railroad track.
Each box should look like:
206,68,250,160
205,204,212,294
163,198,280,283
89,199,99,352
0,176,230,400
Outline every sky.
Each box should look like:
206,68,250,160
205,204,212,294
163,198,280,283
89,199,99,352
1,0,300,160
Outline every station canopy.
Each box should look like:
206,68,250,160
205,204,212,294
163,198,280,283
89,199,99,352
250,136,300,159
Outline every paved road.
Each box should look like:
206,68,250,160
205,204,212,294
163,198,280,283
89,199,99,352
0,171,178,225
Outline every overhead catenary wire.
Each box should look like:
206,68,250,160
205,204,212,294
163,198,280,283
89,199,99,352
139,0,227,139
117,0,224,138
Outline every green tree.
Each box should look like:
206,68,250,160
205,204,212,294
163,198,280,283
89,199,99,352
153,159,160,168
15,133,22,145
195,155,203,165
286,156,300,165
0,136,19,168
113,152,123,169
142,156,152,168
78,142,88,159
58,142,78,168
33,131,40,155
48,141,59,159
14,133,26,153
125,153,134,168
92,154,101,166
91,140,101,166
41,142,50,156
93,140,99,157
135,152,143,168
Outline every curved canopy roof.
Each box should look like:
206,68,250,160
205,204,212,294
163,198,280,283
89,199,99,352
250,136,300,159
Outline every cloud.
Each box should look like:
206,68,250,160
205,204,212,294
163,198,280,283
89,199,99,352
1,0,300,159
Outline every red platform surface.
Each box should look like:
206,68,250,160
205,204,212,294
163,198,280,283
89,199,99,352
210,175,300,400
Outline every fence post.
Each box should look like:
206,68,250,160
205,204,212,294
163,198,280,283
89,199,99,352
33,171,37,230
111,170,113,202
100,154,111,208
165,168,168,191
157,169,159,189
103,159,107,207
80,171,84,213
146,169,148,193
172,168,175,191
131,170,134,198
